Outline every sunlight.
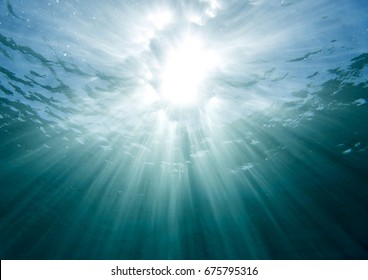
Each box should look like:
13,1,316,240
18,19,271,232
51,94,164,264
160,36,219,105
148,10,172,30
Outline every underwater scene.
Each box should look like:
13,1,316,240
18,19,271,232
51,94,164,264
0,0,367,259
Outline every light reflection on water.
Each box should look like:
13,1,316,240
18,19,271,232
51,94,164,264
0,0,367,259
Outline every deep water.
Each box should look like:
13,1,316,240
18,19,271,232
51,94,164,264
0,0,368,259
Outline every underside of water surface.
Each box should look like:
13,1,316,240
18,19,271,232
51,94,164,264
0,0,367,259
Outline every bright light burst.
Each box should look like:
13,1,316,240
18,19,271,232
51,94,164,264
148,10,172,30
160,36,219,105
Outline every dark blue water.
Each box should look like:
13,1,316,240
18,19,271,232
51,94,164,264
0,0,367,259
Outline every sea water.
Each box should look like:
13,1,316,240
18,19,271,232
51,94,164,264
0,0,367,259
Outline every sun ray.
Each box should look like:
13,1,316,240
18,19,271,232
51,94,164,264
160,35,219,105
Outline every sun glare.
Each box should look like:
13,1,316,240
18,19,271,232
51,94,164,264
160,36,218,105
148,10,172,30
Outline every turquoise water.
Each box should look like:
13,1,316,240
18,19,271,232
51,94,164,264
0,0,367,259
